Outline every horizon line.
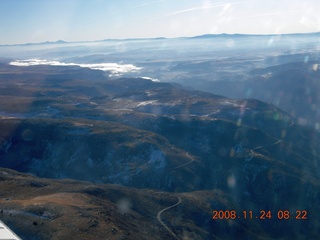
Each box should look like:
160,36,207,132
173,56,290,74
1,31,319,47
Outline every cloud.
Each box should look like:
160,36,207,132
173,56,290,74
156,0,253,18
134,0,165,8
9,59,142,77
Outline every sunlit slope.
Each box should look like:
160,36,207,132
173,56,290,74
0,168,319,240
0,168,201,240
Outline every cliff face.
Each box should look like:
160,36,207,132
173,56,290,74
0,118,199,192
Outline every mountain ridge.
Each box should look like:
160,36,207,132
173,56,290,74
0,64,319,239
1,32,319,47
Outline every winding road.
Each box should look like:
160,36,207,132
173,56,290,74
172,152,195,170
252,139,282,151
157,196,182,240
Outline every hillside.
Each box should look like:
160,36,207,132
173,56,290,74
195,61,320,128
0,63,319,239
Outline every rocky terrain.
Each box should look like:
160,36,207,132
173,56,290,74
194,60,320,129
0,63,319,239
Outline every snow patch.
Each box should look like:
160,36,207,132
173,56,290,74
148,149,166,170
140,76,160,82
10,59,142,77
137,100,158,107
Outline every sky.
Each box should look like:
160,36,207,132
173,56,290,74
0,0,320,44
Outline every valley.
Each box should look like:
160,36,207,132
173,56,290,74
0,34,319,239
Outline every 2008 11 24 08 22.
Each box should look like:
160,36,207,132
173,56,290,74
212,210,308,220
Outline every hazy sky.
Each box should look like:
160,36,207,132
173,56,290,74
1,0,319,44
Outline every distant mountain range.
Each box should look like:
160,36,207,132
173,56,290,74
1,32,320,47
190,32,320,39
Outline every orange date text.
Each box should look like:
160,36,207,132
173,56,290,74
212,210,307,220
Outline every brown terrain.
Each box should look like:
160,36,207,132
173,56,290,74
0,63,319,239
0,168,241,240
